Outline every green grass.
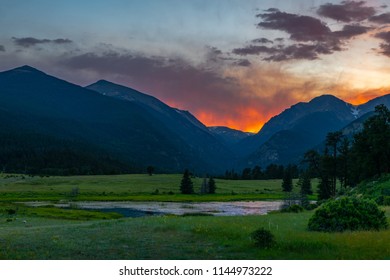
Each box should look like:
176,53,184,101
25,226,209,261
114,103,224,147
0,207,388,259
0,173,314,202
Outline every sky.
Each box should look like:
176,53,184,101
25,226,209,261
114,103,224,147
1,0,390,132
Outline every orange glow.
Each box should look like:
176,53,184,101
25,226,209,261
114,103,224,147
196,110,265,133
343,88,390,106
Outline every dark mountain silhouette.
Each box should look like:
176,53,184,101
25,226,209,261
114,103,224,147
0,66,229,173
208,126,253,148
240,94,390,168
86,80,235,171
1,65,389,174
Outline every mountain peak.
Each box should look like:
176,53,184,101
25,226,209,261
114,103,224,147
310,94,344,103
13,65,44,73
93,79,114,86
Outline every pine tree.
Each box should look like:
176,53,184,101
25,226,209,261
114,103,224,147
282,166,293,192
200,177,209,194
297,172,312,209
208,177,216,194
298,172,312,195
180,169,194,194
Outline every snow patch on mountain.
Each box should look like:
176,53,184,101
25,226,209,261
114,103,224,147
350,106,360,119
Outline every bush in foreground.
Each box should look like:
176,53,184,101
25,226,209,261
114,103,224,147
251,228,275,248
308,196,388,232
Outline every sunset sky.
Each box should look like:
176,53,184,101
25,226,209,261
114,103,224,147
1,0,390,132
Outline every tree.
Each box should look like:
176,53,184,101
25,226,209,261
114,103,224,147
208,177,216,194
241,167,252,180
200,177,209,194
326,131,343,197
337,137,350,189
298,172,312,195
146,166,154,176
281,165,293,192
351,105,390,182
251,165,263,179
297,172,312,208
180,169,194,194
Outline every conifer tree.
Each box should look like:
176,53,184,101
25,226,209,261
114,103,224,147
180,169,194,194
208,177,216,194
282,166,293,192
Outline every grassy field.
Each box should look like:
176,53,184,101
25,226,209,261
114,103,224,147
0,206,389,259
1,173,388,260
0,173,312,202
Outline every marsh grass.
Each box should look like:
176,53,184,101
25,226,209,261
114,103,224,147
0,207,388,259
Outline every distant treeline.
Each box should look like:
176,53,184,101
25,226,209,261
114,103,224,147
0,132,138,175
221,164,300,180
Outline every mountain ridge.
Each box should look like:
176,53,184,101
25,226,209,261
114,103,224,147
1,65,389,173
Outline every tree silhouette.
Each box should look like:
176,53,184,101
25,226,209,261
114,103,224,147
180,169,194,194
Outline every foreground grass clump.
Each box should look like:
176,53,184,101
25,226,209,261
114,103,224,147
308,196,388,232
251,228,275,248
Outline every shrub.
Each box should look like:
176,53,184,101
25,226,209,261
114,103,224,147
281,204,304,213
308,196,388,232
250,228,275,248
6,209,17,215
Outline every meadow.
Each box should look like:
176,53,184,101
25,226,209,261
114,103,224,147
0,173,389,260
0,206,389,259
0,173,306,202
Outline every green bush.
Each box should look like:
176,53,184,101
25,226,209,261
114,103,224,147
250,228,275,248
281,204,304,213
308,196,388,232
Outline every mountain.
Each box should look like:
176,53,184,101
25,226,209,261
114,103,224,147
0,66,229,173
240,94,390,168
239,95,357,155
86,80,235,172
208,126,253,148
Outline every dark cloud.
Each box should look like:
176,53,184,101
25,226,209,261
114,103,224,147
370,12,390,24
233,59,251,67
257,11,331,42
376,31,390,57
252,38,273,44
52,38,73,44
0,45,5,52
264,8,280,13
237,7,372,62
232,45,277,56
12,37,72,47
204,46,224,64
233,41,338,62
333,24,372,38
317,1,376,22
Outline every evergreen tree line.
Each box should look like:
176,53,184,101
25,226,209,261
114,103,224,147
303,105,390,200
180,169,216,194
223,164,300,180
0,132,133,175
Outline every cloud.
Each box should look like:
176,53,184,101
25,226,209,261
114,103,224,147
251,38,273,44
234,7,373,62
370,12,390,24
317,1,376,22
0,45,5,52
232,43,335,61
376,31,390,57
12,37,72,48
232,45,277,56
233,59,251,67
257,11,331,42
333,24,372,38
